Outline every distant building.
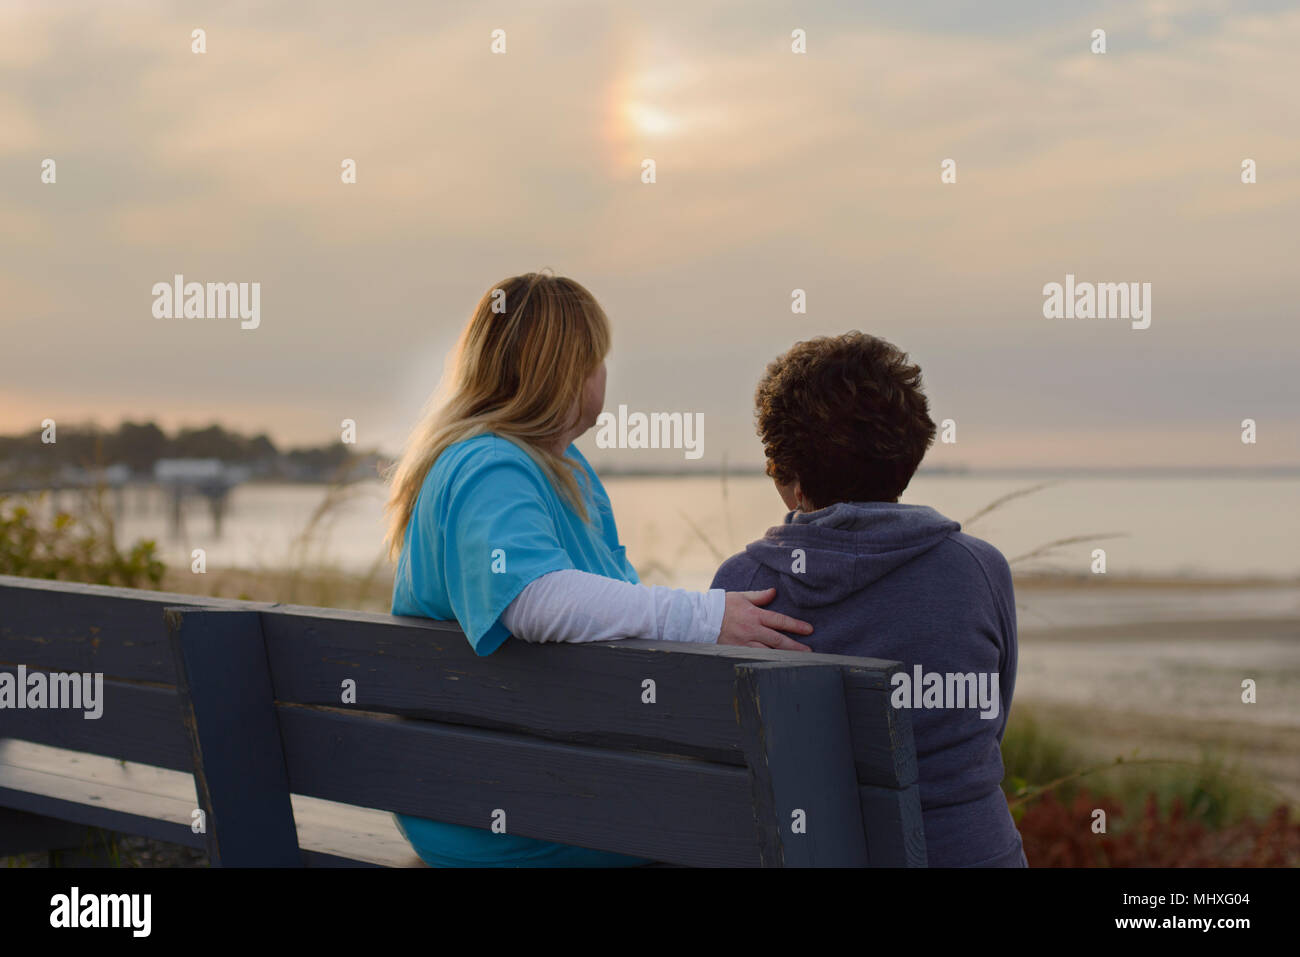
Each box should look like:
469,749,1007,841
154,459,224,482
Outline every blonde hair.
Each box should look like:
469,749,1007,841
384,272,611,560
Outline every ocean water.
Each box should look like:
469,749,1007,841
37,473,1300,736
87,473,1299,588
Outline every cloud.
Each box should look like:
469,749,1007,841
2,0,1297,467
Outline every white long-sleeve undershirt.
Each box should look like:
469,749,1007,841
500,569,725,645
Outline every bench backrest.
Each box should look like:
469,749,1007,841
0,574,925,866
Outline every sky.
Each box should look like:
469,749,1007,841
2,0,1298,471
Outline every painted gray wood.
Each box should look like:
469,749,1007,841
1,575,926,867
0,667,192,771
0,575,916,788
0,741,422,867
167,607,301,866
0,757,204,851
860,782,928,867
0,807,90,857
0,575,270,683
260,608,915,787
274,704,763,866
735,662,872,866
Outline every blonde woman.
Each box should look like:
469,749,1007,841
384,272,813,867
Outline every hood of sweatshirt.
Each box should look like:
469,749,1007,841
741,501,961,608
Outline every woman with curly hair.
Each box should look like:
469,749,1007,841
712,332,1027,867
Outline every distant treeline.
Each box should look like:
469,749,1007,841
0,421,383,481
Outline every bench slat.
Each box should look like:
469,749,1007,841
276,704,763,866
259,608,916,789
0,741,421,867
0,807,93,857
0,575,265,683
0,667,192,771
0,577,916,789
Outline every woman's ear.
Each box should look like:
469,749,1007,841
583,362,607,428
774,477,802,511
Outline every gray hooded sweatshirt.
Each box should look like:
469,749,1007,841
711,501,1027,867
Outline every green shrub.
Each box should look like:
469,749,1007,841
1002,708,1285,829
0,492,165,589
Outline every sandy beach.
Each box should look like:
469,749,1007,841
1013,579,1299,802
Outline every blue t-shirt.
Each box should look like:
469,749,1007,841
390,433,650,866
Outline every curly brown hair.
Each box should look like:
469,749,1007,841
755,332,936,506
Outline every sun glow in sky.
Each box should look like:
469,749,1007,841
604,36,694,174
625,102,678,137
2,0,1298,469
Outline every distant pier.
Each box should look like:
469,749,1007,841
0,459,250,538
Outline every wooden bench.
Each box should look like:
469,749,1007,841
0,574,926,866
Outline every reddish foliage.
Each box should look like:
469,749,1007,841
1015,789,1300,867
